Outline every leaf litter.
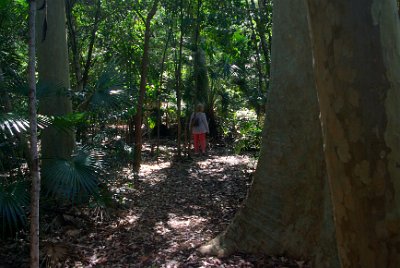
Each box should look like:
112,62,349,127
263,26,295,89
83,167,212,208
0,144,308,267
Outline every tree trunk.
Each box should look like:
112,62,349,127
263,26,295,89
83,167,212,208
65,0,83,92
132,0,159,172
192,0,209,106
250,0,271,81
81,0,101,90
36,0,74,160
28,1,40,267
176,0,184,157
200,0,339,266
306,0,400,266
157,26,171,155
245,0,266,117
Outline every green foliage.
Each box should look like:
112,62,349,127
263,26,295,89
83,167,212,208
232,109,262,154
42,147,108,204
0,179,29,236
81,66,129,112
0,113,30,137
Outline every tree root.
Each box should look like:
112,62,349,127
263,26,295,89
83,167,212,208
198,233,237,257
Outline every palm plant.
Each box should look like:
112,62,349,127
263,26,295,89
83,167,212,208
41,146,108,203
0,65,123,234
77,64,129,112
0,179,29,235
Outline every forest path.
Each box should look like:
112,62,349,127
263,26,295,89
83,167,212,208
0,146,305,267
88,147,259,267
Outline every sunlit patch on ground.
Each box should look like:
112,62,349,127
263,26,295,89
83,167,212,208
0,145,307,267
166,214,208,230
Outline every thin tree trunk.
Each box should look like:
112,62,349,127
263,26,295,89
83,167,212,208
132,0,159,172
176,0,184,157
306,0,400,266
245,0,265,117
250,0,271,81
81,0,101,90
193,0,209,106
200,0,339,266
157,27,172,155
65,0,83,92
28,1,40,266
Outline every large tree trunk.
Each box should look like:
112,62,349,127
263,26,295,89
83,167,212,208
132,0,159,172
200,0,339,266
306,0,400,266
36,0,74,160
28,2,40,267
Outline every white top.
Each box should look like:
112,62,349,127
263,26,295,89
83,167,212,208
190,112,209,134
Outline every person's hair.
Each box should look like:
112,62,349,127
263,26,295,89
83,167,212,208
196,103,204,112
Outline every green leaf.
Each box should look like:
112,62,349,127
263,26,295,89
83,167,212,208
0,180,29,236
42,146,108,204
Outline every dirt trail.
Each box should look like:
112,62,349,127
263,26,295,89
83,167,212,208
0,147,307,267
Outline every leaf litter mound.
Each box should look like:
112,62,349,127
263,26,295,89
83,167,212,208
0,144,308,267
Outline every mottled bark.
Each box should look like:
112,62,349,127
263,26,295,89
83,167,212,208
36,0,74,160
28,1,40,267
306,0,400,267
132,0,159,172
200,0,339,266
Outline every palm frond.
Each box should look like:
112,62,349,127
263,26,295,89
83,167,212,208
80,66,129,112
4,75,70,100
42,146,108,203
0,180,29,235
0,113,52,137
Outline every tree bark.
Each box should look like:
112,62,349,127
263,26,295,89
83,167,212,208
36,0,74,160
245,0,266,117
65,0,83,92
132,0,159,172
250,0,271,81
66,0,101,92
157,26,172,154
306,0,400,266
81,0,101,90
176,0,184,157
192,0,209,106
28,1,40,267
200,0,339,266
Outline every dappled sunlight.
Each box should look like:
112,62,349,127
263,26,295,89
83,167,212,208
118,213,140,227
140,161,172,175
166,214,208,230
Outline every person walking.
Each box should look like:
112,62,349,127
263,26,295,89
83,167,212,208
190,103,209,156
